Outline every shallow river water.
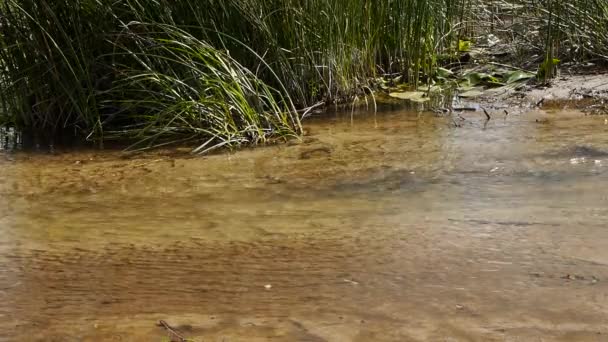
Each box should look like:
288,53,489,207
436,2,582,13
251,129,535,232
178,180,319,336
0,107,607,341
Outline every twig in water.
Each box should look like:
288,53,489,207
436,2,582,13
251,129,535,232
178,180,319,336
482,108,492,120
536,98,545,107
483,119,490,130
157,320,188,342
299,102,325,121
131,159,164,168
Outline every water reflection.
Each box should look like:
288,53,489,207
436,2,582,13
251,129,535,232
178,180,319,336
0,127,21,151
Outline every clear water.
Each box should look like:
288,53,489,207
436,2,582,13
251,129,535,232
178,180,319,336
0,107,607,341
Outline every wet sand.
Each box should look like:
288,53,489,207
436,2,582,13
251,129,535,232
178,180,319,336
0,107,607,341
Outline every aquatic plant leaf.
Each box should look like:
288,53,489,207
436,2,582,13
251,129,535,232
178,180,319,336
486,80,505,88
460,71,506,88
436,67,454,79
389,91,429,103
428,85,444,93
459,89,484,98
463,72,483,85
504,70,535,84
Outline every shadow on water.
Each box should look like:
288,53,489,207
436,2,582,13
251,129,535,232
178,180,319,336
0,127,73,152
0,126,133,154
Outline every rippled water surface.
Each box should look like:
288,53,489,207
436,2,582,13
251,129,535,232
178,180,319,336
0,108,607,341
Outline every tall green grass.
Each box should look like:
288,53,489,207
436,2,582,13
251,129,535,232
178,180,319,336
0,0,463,150
0,0,606,150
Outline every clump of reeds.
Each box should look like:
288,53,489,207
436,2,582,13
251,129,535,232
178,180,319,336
104,23,301,152
1,0,606,151
469,0,608,77
0,0,303,150
0,0,465,150
544,0,608,60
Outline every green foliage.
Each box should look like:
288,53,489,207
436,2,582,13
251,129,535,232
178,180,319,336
538,58,561,81
0,0,464,150
458,40,472,52
503,70,535,84
541,0,608,61
2,0,604,149
105,24,300,151
388,91,430,103
460,72,503,88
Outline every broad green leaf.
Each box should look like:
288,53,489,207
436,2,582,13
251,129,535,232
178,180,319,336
504,70,535,83
461,72,501,87
389,91,430,103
